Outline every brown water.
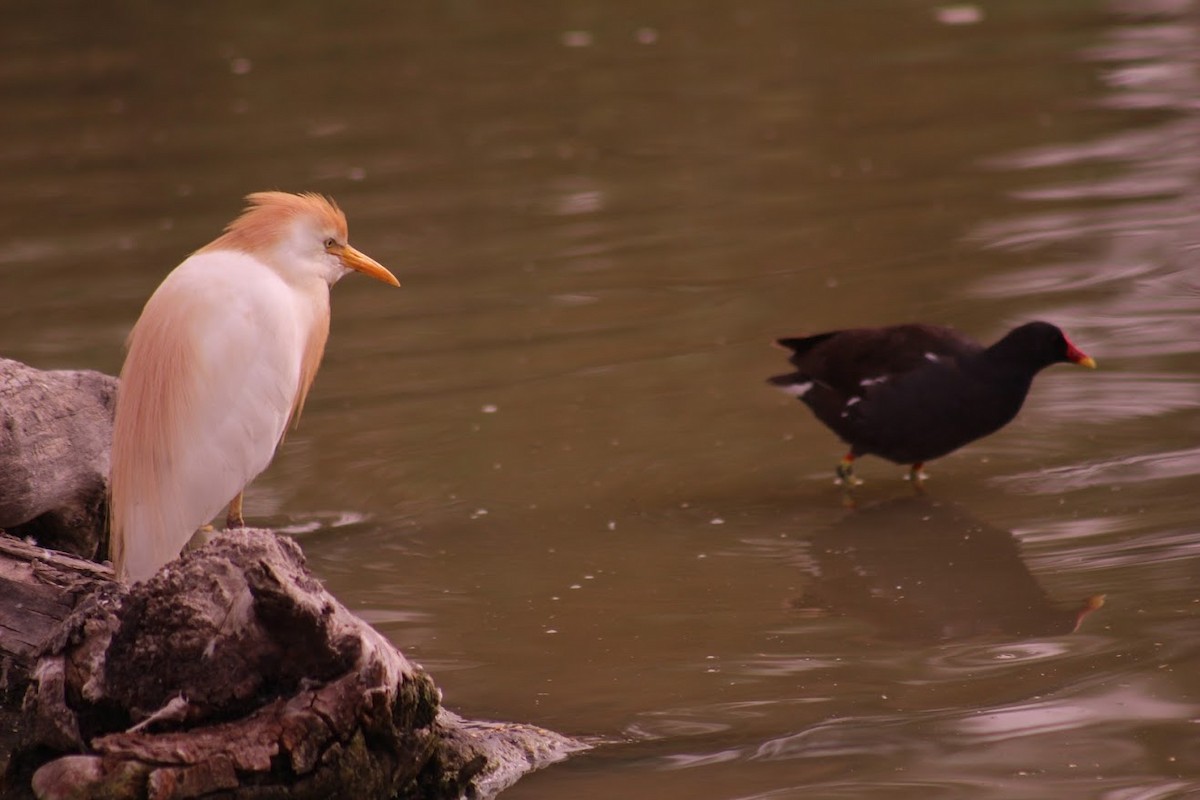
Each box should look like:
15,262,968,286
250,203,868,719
3,1,1200,798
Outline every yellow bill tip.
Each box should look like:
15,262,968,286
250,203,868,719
340,244,400,287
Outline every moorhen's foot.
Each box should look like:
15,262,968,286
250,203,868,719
835,458,863,487
905,463,929,488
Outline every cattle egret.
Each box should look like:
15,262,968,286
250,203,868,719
109,191,399,582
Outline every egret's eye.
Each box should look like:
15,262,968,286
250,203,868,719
323,237,338,250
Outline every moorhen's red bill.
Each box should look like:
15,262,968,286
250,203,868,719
768,321,1096,484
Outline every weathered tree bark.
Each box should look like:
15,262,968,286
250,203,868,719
0,534,111,708
0,358,117,560
0,530,586,800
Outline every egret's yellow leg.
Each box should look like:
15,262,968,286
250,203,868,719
226,491,245,529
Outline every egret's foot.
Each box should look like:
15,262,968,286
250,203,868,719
225,492,245,530
185,526,217,552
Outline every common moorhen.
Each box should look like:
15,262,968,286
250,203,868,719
768,321,1096,484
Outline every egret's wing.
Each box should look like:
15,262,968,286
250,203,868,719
111,252,307,582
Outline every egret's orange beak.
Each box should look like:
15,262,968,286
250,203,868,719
338,244,400,287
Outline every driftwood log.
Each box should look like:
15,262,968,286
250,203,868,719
0,357,586,798
0,358,116,560
0,530,586,800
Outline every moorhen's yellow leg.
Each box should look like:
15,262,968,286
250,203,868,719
226,491,245,529
907,462,929,489
835,454,861,509
835,453,864,487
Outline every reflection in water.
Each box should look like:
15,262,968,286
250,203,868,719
792,495,1103,643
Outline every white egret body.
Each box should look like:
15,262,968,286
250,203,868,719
109,192,399,582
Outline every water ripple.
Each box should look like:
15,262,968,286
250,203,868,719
923,640,1073,673
276,510,371,535
999,447,1200,493
1029,373,1200,423
953,679,1197,743
661,749,742,770
1017,525,1200,573
970,260,1159,296
738,654,841,678
751,715,930,761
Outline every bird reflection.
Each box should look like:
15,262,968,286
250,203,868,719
792,495,1104,643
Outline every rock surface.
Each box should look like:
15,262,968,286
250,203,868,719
2,529,586,799
0,357,117,559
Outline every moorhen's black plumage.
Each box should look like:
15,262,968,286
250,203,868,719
768,321,1096,484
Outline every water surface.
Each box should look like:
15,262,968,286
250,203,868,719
2,2,1198,798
